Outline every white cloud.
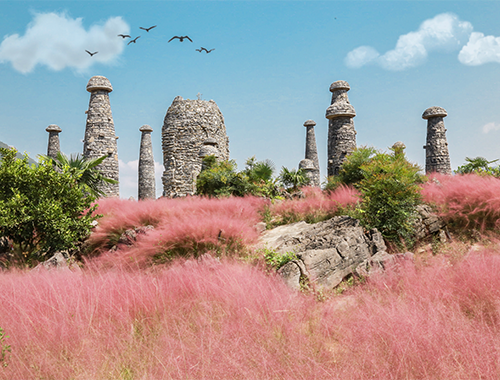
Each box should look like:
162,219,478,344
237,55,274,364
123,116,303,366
119,159,164,199
346,13,473,70
459,32,500,66
0,12,129,73
482,122,500,134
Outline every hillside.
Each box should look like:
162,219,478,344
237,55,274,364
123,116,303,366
0,140,37,165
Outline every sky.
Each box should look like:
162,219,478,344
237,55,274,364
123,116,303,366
1,0,500,199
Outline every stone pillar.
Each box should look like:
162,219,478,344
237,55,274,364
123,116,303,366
83,75,119,197
422,106,451,175
138,125,156,200
45,124,62,159
392,141,406,158
299,159,316,187
162,96,229,197
303,120,320,187
325,81,357,177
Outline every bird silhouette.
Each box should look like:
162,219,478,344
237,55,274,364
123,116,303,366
85,50,98,57
127,36,141,45
196,47,215,53
118,34,131,38
168,36,193,43
140,25,157,32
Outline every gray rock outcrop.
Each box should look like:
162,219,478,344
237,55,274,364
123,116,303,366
260,216,386,290
83,75,119,197
161,96,229,197
45,124,62,159
422,106,451,175
325,81,357,177
138,125,156,200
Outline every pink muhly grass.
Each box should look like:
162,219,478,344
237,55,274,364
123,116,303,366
0,260,334,379
88,196,268,267
270,185,360,225
421,173,500,231
324,249,500,379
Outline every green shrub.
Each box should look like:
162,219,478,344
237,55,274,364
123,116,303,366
0,148,99,264
455,156,500,177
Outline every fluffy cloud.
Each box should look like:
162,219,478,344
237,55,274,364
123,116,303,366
345,13,473,70
459,32,500,65
482,122,500,134
0,12,129,73
119,159,164,199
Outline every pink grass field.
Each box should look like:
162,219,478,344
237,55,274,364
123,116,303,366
1,248,500,379
269,185,360,224
88,196,268,267
421,173,500,231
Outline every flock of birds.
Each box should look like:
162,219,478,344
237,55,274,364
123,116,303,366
85,25,215,57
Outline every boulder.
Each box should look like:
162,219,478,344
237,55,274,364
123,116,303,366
260,216,387,290
413,204,447,241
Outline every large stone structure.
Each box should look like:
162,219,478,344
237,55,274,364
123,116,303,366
83,76,119,197
138,125,156,200
325,81,357,177
45,124,62,159
302,119,320,187
161,96,229,197
422,106,451,175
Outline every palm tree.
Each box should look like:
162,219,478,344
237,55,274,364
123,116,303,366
278,166,309,192
41,152,118,197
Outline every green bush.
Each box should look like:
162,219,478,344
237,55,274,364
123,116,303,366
0,148,99,264
455,156,500,177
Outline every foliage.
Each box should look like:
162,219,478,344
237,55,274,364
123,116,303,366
278,166,309,192
422,173,500,232
455,156,500,177
263,248,297,270
0,147,99,264
0,327,10,367
243,156,280,198
41,151,118,198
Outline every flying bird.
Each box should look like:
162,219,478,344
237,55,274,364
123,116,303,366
168,36,193,43
196,47,215,53
127,36,141,45
118,34,131,38
85,50,98,57
140,25,157,32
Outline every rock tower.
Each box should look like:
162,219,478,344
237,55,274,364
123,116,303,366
138,125,156,200
325,81,357,177
162,96,229,197
422,106,451,175
45,124,62,159
302,119,320,187
83,75,119,197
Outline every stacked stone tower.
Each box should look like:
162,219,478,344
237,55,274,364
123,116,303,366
325,81,357,177
138,125,156,200
422,106,452,175
162,96,229,197
302,119,320,187
45,124,62,159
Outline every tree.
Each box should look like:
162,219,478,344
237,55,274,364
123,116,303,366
0,147,99,264
278,167,309,192
455,156,500,177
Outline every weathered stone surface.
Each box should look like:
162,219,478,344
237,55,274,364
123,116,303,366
325,81,357,177
422,106,451,175
116,225,155,247
356,251,414,277
83,75,119,197
138,125,156,200
261,216,387,290
303,120,320,187
45,124,62,159
33,252,69,271
413,204,447,240
162,97,229,197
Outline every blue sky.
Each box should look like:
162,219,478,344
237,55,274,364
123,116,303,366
1,1,500,198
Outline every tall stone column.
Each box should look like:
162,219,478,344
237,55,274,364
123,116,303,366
45,124,62,159
83,75,119,197
303,120,320,187
138,125,156,200
422,106,451,175
325,81,357,177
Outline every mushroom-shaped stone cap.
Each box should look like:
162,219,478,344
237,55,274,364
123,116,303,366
86,76,113,93
326,102,356,119
303,119,316,127
329,80,350,92
173,95,184,102
46,124,62,133
299,158,315,170
392,141,406,150
422,106,447,119
202,137,218,146
199,145,220,158
139,124,153,132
